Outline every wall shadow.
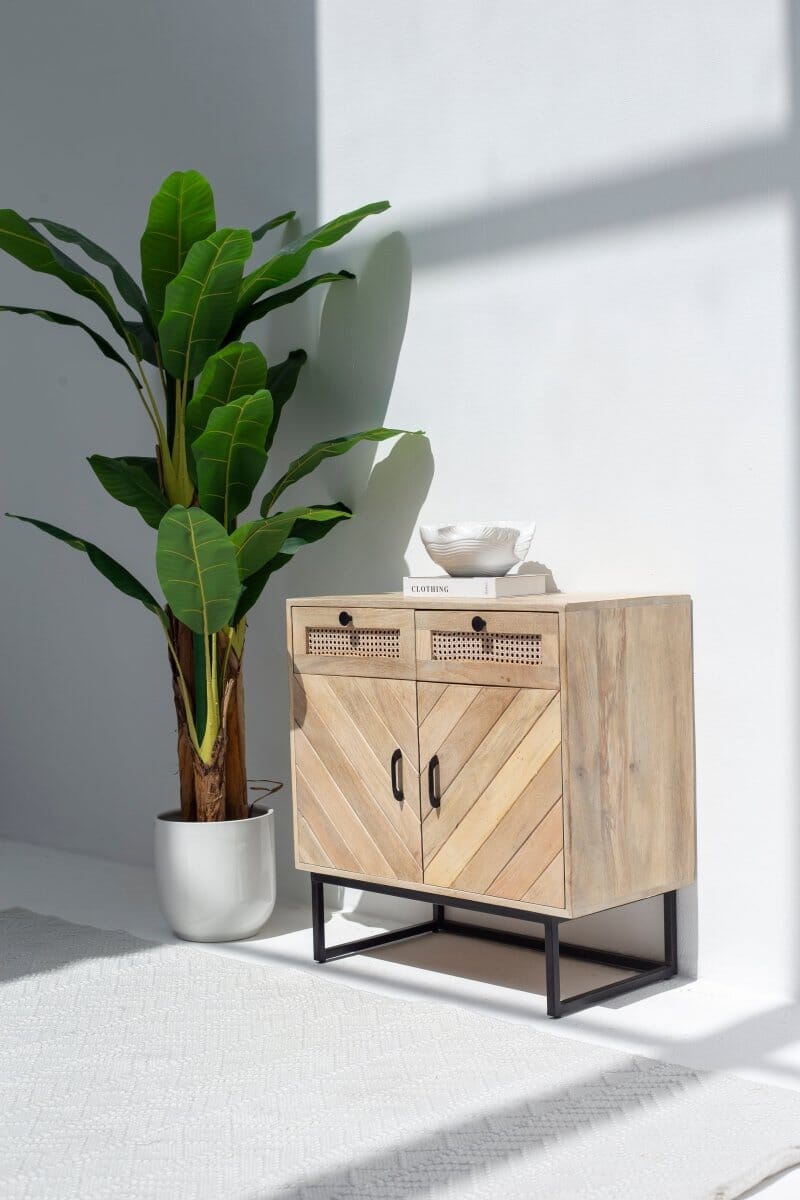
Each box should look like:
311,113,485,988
279,231,433,598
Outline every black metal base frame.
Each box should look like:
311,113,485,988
310,873,678,1018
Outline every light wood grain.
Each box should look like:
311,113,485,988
453,746,563,893
488,799,564,904
291,605,416,678
303,860,570,918
417,682,482,764
525,850,565,907
420,685,517,796
289,592,691,612
292,674,423,882
296,811,334,869
421,687,556,864
564,600,696,916
425,694,563,897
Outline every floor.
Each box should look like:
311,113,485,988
2,837,800,1199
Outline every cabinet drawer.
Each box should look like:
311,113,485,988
291,605,416,678
415,609,560,687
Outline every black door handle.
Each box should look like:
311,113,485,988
390,748,404,801
428,754,441,808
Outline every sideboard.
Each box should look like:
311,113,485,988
286,591,695,1016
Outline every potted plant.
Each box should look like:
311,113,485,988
0,170,417,940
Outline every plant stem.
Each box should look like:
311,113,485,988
199,632,220,763
129,373,161,444
158,378,193,507
165,631,201,753
137,362,168,447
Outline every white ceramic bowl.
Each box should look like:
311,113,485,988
419,522,536,577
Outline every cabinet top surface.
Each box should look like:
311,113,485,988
286,591,691,612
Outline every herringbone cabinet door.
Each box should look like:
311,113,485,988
292,673,423,882
419,683,565,908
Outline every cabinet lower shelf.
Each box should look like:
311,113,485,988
310,873,678,1019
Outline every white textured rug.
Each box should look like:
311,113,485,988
1,910,799,1200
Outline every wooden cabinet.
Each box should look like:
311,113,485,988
287,592,695,920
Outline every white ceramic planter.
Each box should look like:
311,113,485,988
155,805,276,942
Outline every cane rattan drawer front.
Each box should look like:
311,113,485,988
415,609,560,687
291,606,416,679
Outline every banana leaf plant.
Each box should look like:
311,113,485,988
1,170,419,821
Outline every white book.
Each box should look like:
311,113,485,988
403,574,547,598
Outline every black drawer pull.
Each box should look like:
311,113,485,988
471,615,486,632
390,748,404,802
338,610,352,626
428,754,441,808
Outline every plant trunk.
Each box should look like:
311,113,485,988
223,650,249,821
192,743,227,822
170,619,197,821
169,617,248,822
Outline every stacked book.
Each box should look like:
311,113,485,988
403,574,547,598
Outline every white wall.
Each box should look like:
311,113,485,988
315,0,800,993
0,0,319,881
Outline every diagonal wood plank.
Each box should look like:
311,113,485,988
488,799,564,901
294,674,423,880
425,697,562,885
418,683,481,765
524,850,565,908
422,687,557,864
295,767,361,873
353,675,419,764
452,746,563,893
421,685,519,797
297,692,421,878
299,674,422,870
417,681,446,724
296,811,334,869
294,733,397,878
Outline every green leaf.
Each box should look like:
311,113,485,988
236,201,389,314
116,455,160,486
265,349,307,454
194,389,273,527
232,504,352,582
122,320,157,365
232,503,351,624
230,510,298,580
30,217,152,328
226,271,353,342
88,455,169,529
0,306,141,388
252,210,295,243
156,506,240,636
261,427,416,515
0,210,143,356
6,514,167,629
139,170,216,327
185,341,267,449
158,228,253,383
